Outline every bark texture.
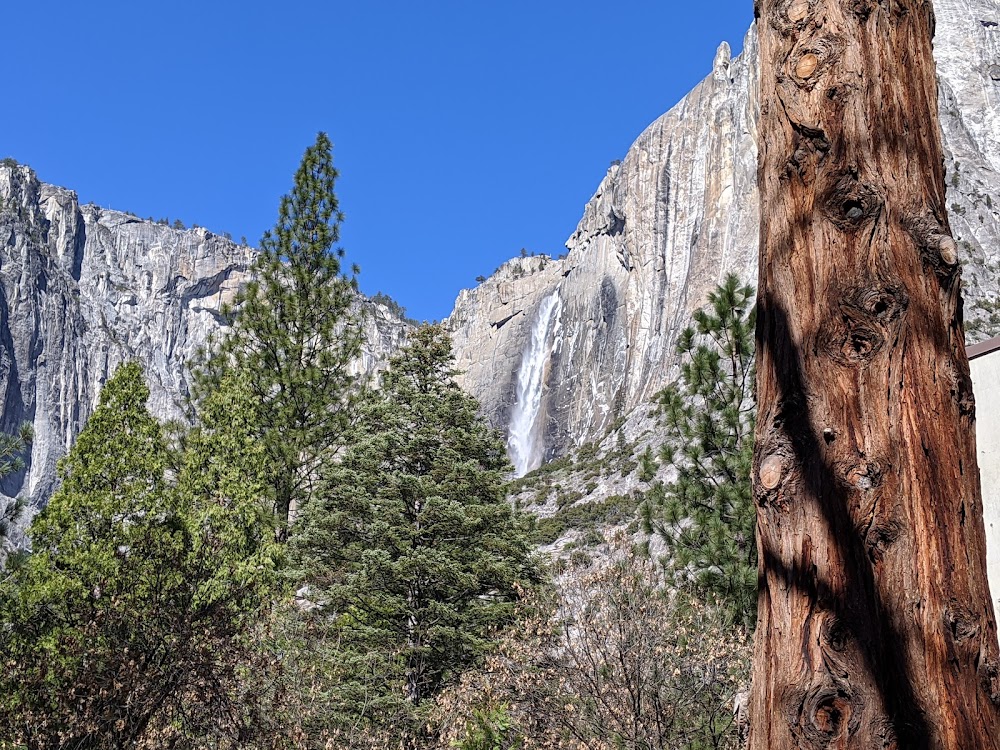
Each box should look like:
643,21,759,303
750,1,1000,748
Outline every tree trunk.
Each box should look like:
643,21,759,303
751,1,1000,748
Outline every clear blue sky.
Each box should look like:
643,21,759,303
5,1,753,321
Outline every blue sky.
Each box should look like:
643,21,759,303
6,1,754,321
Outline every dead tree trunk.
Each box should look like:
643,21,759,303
751,1,1000,747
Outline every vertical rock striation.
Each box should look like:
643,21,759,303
449,0,1000,470
449,29,762,464
0,165,409,515
0,165,256,507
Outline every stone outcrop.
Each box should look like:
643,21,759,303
0,166,257,506
0,165,409,514
448,0,1000,471
2,0,998,511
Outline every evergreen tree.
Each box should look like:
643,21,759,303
0,363,281,749
640,273,757,625
197,131,362,529
289,325,539,748
0,422,32,552
0,422,32,479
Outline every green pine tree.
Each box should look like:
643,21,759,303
289,324,540,748
196,131,363,529
640,273,757,625
0,422,32,552
0,363,281,749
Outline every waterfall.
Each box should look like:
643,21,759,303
507,290,562,476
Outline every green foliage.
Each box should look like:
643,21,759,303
456,703,523,750
641,273,757,625
0,363,281,748
0,422,32,548
532,493,639,546
289,325,540,746
196,132,362,526
967,278,1000,341
638,445,657,482
370,290,410,321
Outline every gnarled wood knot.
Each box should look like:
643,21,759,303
760,454,785,490
789,683,864,745
788,0,810,22
796,53,819,79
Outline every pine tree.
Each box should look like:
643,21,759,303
640,273,756,625
197,131,362,529
289,325,539,748
0,422,32,553
0,363,281,748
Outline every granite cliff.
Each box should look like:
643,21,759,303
2,0,998,513
0,166,252,505
0,165,408,515
449,0,1000,474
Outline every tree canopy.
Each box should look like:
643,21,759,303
289,325,540,748
641,273,757,625
0,362,281,748
196,131,363,529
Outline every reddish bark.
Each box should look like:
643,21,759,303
751,0,1000,747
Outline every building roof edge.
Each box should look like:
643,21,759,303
968,334,1000,361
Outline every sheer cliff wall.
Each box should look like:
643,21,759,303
0,167,408,508
449,2,1000,468
2,0,998,506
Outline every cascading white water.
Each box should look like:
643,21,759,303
507,290,562,476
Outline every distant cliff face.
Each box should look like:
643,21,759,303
0,166,256,505
2,0,998,508
0,166,409,512
449,0,1000,472
448,33,760,471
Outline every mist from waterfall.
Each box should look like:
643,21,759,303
507,290,562,477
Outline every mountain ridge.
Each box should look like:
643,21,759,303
2,0,999,511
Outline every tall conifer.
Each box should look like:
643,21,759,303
197,132,362,528
290,325,539,748
641,274,757,625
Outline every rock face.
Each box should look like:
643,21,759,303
0,165,409,514
0,166,256,506
2,0,998,509
449,1,1000,472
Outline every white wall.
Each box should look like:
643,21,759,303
971,347,1000,611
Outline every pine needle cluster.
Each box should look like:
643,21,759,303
641,273,757,625
0,422,32,550
195,132,363,528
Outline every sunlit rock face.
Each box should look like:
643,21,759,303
449,1,1000,471
449,32,760,466
0,166,256,507
934,0,1000,311
0,165,409,515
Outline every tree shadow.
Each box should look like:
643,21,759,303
754,288,954,748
